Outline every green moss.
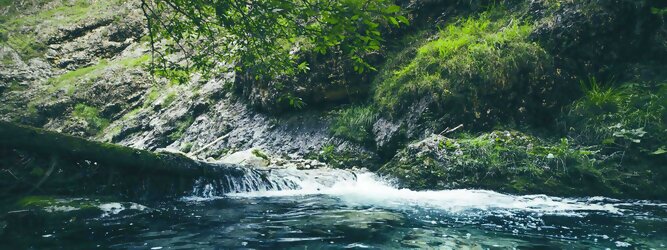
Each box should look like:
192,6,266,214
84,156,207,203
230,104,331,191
72,103,109,133
163,91,178,107
379,131,636,197
0,121,227,184
168,115,194,141
143,87,160,107
251,149,270,161
17,196,106,211
17,196,57,208
373,11,554,128
330,105,378,144
307,143,379,170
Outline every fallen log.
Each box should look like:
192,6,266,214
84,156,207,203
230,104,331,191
0,121,245,199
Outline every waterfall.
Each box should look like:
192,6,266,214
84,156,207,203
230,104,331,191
187,167,359,198
184,167,667,217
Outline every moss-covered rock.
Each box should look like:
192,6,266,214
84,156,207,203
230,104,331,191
308,142,380,170
374,11,559,130
379,131,666,199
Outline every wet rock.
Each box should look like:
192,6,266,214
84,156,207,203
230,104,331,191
217,149,270,168
379,130,667,199
372,118,404,158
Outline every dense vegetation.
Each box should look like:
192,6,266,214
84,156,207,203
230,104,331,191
1,0,667,199
140,0,407,80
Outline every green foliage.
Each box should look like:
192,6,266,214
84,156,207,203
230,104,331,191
568,80,667,155
278,94,306,110
374,11,554,127
141,0,407,83
72,104,110,133
652,7,667,16
181,143,193,153
330,105,378,144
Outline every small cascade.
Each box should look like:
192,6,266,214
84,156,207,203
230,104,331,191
188,167,358,198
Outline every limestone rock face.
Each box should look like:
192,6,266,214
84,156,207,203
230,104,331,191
0,0,377,168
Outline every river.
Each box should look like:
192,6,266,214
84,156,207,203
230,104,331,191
2,168,666,249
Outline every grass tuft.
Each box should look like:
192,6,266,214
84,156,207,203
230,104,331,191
330,105,378,144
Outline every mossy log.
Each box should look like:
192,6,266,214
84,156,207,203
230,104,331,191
0,121,245,199
0,121,239,177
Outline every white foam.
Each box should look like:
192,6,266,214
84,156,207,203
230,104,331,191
44,205,79,213
227,172,627,216
186,168,667,217
98,202,148,217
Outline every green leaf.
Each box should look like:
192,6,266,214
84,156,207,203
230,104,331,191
385,5,400,13
324,16,339,24
297,61,310,73
388,17,399,26
397,15,409,24
651,147,667,155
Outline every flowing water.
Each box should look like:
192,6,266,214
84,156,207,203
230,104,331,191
2,168,667,249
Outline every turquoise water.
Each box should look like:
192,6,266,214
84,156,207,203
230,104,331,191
2,172,667,249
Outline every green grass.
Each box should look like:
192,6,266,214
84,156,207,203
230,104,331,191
373,11,553,127
118,54,151,68
1,48,14,65
568,79,667,155
72,103,109,133
5,32,46,59
330,105,378,144
47,59,109,94
139,85,164,108
45,55,151,97
251,149,270,161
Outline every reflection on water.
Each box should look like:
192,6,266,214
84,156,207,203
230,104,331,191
1,172,667,249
